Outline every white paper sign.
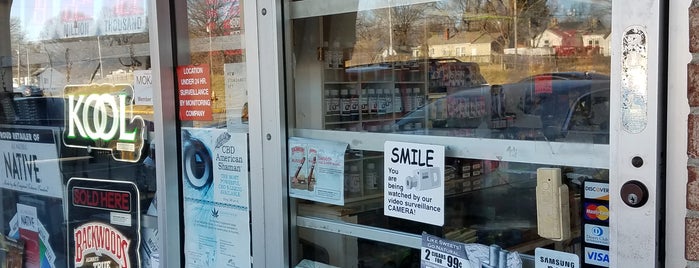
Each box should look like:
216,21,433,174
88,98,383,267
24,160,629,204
134,70,153,105
384,141,444,226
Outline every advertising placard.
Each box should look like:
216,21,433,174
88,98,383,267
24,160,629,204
133,70,153,105
181,128,250,268
67,178,141,268
63,84,146,163
98,0,148,36
7,203,57,268
535,248,580,268
0,128,62,198
384,141,445,226
224,63,248,133
288,137,349,206
581,179,610,267
420,232,468,268
177,64,213,121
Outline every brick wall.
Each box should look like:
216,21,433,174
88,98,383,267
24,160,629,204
689,2,699,261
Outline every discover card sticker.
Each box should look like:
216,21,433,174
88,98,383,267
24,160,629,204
384,141,445,226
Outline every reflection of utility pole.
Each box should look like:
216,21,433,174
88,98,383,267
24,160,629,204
26,48,29,84
97,36,103,79
15,49,19,85
513,0,518,66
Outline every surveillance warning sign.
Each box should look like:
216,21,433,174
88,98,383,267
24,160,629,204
384,141,444,226
67,178,141,268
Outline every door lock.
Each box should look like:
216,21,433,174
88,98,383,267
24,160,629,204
620,180,648,208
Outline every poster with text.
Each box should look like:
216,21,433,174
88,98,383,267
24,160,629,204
0,128,62,198
67,178,141,268
384,141,445,226
134,70,153,105
178,64,213,121
13,0,148,41
181,128,250,268
224,63,248,133
7,203,57,268
288,137,348,206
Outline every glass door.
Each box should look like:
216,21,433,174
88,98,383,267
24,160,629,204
282,0,663,267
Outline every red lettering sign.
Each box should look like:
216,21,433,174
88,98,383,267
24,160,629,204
177,64,213,121
72,187,131,212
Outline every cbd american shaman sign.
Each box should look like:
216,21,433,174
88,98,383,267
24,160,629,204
68,178,141,268
63,84,146,162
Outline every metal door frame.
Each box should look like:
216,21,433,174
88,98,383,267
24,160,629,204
609,0,667,266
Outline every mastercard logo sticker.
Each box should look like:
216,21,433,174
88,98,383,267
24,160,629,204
585,203,610,221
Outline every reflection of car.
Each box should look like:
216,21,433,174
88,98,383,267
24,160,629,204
395,73,610,144
20,85,43,97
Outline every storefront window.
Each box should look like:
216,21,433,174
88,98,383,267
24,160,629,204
287,0,611,267
0,1,156,267
175,0,252,267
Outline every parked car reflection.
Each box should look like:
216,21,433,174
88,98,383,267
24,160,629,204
394,72,610,144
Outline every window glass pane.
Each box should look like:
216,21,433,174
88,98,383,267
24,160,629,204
2,1,156,267
288,0,611,266
176,0,252,267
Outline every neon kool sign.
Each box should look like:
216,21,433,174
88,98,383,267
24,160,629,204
63,84,145,162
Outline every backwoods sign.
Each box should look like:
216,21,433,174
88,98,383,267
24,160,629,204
67,178,141,268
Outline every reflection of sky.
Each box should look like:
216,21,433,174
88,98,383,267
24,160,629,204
550,0,612,24
11,0,147,41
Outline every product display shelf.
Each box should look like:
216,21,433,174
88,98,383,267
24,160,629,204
321,61,428,133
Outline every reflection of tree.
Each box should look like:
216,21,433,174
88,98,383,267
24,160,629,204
354,4,430,63
187,0,241,38
435,0,550,49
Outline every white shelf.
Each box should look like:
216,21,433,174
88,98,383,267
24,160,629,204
292,128,610,169
289,0,439,19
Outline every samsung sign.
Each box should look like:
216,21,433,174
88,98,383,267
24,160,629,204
63,84,145,162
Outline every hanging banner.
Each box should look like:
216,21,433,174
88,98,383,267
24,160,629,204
0,128,62,198
384,141,445,226
67,178,141,268
177,64,213,121
14,0,149,41
288,137,348,206
181,128,250,268
98,0,148,36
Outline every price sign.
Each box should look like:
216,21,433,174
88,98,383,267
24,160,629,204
421,232,471,268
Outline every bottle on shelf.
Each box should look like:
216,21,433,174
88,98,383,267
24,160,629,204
345,163,361,197
349,88,359,121
360,88,369,117
393,88,403,114
340,89,351,121
324,41,333,69
368,88,377,118
329,89,340,121
377,88,387,117
332,41,343,69
364,162,379,194
414,88,425,108
384,88,393,117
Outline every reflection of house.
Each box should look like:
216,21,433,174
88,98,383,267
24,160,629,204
423,29,502,63
532,19,610,56
35,67,66,96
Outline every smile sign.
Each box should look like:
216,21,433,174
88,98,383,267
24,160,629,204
63,84,145,162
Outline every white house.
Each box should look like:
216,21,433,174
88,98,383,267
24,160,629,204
36,67,66,96
425,29,502,63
